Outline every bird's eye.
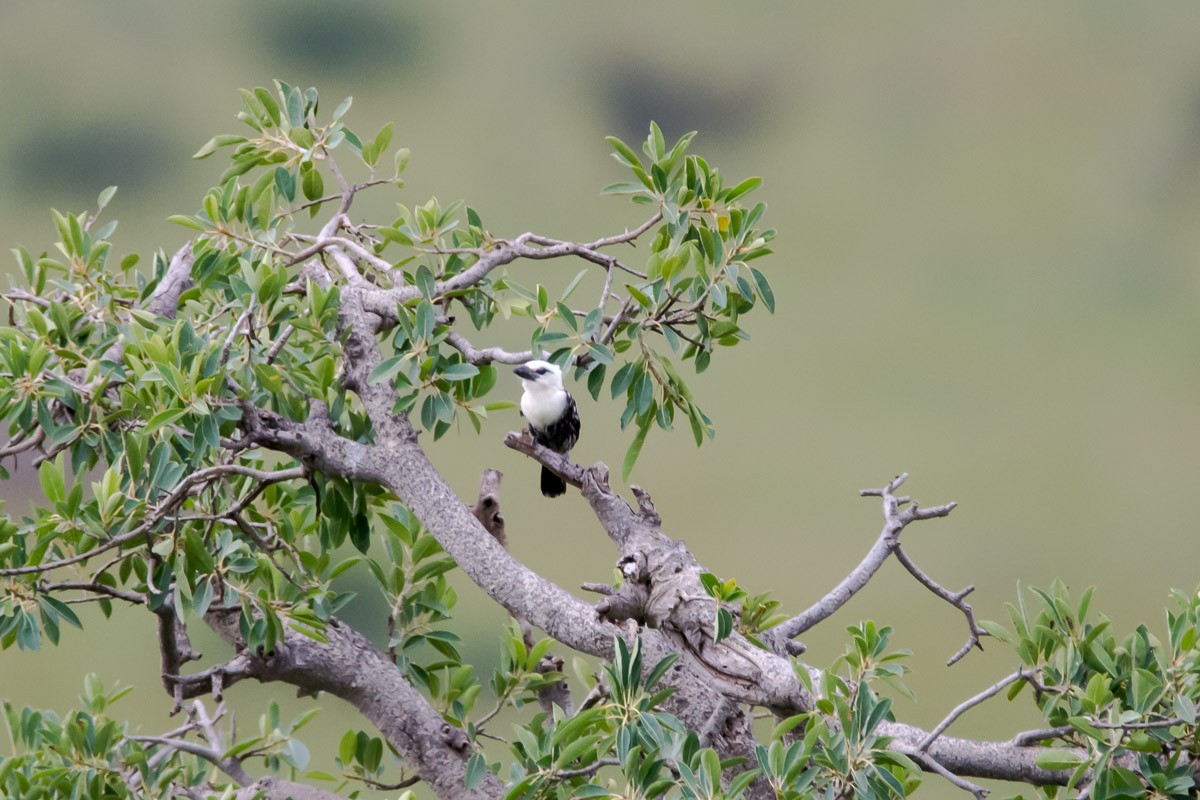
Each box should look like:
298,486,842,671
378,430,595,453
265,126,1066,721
536,368,547,375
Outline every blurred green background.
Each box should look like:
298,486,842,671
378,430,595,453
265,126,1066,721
3,3,1200,797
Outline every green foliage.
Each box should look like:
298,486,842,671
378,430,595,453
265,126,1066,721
4,81,1200,800
2,676,335,798
980,581,1200,799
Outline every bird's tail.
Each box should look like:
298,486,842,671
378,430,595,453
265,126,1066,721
541,465,566,498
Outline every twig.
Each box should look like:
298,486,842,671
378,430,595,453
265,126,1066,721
157,596,202,713
594,257,617,338
163,652,257,704
265,325,295,364
220,301,256,366
444,332,533,366
555,757,619,779
919,669,1031,751
293,178,393,213
359,775,421,791
39,580,145,605
2,289,52,308
0,463,307,577
129,733,253,786
598,296,634,348
1009,726,1075,747
0,428,44,459
908,751,989,800
893,545,987,665
180,466,306,524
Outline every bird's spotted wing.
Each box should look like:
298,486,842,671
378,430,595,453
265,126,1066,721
534,394,580,454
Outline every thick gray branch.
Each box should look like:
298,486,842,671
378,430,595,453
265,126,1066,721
189,608,501,800
882,722,1083,787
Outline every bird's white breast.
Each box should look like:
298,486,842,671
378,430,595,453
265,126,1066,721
521,387,568,430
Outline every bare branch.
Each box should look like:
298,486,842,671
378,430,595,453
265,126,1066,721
39,580,145,605
769,473,957,643
156,597,203,714
445,331,534,366
919,669,1032,752
359,213,662,326
265,324,295,364
883,721,1083,787
0,428,44,460
220,300,256,366
893,544,988,664
327,245,372,287
908,750,990,800
1009,726,1073,746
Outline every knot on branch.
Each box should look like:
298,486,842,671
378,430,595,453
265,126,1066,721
533,653,573,716
441,723,470,751
630,484,660,525
594,582,651,626
584,461,613,496
471,468,506,547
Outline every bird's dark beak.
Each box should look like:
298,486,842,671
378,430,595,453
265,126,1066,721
513,365,535,380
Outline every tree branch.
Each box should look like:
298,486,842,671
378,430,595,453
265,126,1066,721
769,473,957,644
180,608,500,799
892,544,988,665
444,331,534,366
919,668,1032,751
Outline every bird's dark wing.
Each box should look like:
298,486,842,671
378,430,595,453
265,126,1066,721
533,394,580,454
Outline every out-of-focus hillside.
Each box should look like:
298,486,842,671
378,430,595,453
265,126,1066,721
3,4,1200,797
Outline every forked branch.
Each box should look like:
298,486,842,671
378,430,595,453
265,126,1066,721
769,473,961,651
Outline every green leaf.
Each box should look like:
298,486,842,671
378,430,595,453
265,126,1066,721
40,596,82,630
724,176,762,203
256,87,283,127
648,121,665,160
440,363,480,382
606,135,641,168
602,182,650,195
167,215,207,232
331,96,353,122
621,419,650,481
714,607,734,644
39,458,66,505
183,530,215,574
464,752,487,790
301,165,325,202
285,85,305,128
96,185,118,210
369,355,410,386
749,266,775,313
394,147,412,176
274,167,296,203
338,730,356,765
1034,749,1086,770
193,134,247,159
145,407,189,435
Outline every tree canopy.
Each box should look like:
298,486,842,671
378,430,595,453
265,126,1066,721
1,82,1198,800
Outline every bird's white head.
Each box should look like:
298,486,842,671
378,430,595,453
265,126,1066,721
513,360,564,394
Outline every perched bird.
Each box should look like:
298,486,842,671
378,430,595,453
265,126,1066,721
513,360,580,497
